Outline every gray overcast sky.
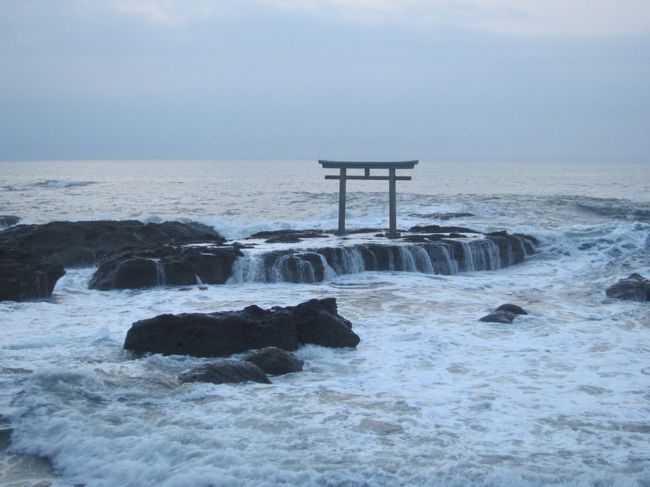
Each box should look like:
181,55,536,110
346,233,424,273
1,0,649,162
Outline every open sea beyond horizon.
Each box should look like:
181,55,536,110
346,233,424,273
1,159,650,487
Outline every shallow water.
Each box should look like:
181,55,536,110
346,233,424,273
1,160,649,486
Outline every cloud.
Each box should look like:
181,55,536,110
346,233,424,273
110,0,650,36
110,0,221,25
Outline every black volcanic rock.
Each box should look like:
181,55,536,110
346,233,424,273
123,298,360,358
244,347,304,375
0,249,65,302
606,273,650,302
496,303,528,315
0,220,225,267
179,360,271,384
89,245,242,290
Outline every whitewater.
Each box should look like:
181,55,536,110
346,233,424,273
1,160,649,486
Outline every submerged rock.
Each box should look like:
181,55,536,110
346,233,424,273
124,298,360,358
89,245,242,290
179,360,271,384
606,273,650,302
0,220,225,267
244,347,304,375
0,249,65,302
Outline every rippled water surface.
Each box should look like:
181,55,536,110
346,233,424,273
1,160,649,486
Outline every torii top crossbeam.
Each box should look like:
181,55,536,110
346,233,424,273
318,160,419,237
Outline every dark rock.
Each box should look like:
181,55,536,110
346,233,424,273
123,298,359,358
244,347,304,375
0,220,225,267
179,360,271,384
606,273,650,302
0,249,65,302
408,224,479,234
89,245,242,290
479,311,516,324
0,215,20,229
293,298,360,348
495,303,528,315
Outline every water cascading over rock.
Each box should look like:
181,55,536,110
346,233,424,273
228,232,536,284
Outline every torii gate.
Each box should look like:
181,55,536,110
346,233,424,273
318,160,418,237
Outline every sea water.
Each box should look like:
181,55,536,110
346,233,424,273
0,160,649,486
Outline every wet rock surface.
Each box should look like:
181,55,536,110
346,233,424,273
178,360,271,384
89,245,242,290
606,273,650,302
244,347,304,375
124,298,360,358
0,249,65,302
0,220,225,267
480,303,529,324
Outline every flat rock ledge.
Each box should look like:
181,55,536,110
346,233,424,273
124,298,360,358
606,273,650,302
179,360,271,385
0,249,65,302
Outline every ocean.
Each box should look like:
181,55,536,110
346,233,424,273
1,160,649,486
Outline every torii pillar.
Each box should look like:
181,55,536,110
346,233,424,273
318,160,418,238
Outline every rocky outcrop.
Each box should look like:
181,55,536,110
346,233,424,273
0,220,225,267
244,347,304,375
89,245,242,290
124,298,360,358
179,360,271,384
606,273,650,302
0,249,65,302
480,303,529,324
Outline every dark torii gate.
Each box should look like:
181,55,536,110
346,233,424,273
318,160,418,237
